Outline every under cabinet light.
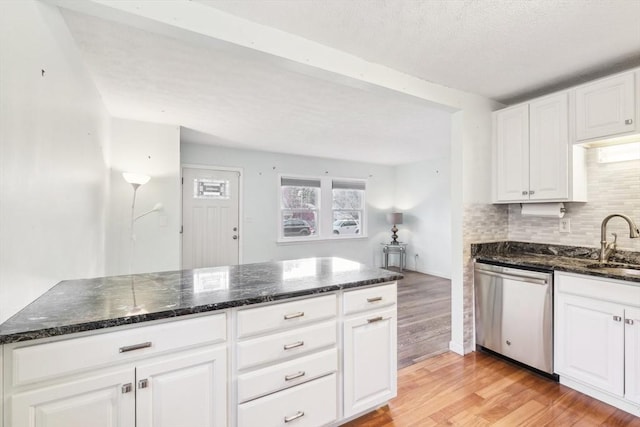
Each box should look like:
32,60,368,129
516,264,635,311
598,142,640,163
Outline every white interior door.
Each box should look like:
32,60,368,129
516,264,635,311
182,168,240,269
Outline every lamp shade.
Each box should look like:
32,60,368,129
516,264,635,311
387,212,403,225
122,172,150,186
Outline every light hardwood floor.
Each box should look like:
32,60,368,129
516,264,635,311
346,351,640,426
396,269,451,369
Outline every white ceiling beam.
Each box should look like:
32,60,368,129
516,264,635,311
43,0,499,113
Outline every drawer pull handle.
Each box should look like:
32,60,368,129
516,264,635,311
284,311,305,320
284,411,305,423
285,371,306,381
119,342,152,353
367,296,383,303
284,341,304,350
368,316,384,323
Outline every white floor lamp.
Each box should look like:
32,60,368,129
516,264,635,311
122,172,163,314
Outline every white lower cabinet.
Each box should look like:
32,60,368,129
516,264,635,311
343,307,397,418
136,346,227,427
11,368,135,427
555,293,624,395
342,283,398,420
625,307,640,405
233,282,398,426
555,272,640,416
4,313,228,427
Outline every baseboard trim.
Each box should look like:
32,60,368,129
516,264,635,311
448,340,464,355
559,376,640,417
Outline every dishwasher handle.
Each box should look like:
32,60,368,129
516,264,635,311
475,269,548,285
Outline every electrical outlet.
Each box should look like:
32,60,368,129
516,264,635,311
559,218,571,233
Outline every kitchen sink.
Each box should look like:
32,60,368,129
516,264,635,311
586,262,640,277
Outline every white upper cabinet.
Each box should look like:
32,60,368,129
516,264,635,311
495,104,529,202
494,92,582,203
575,72,636,142
529,93,570,201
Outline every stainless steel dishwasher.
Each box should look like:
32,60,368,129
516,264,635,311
474,261,554,375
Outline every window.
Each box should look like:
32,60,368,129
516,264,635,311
280,178,320,238
279,175,366,241
332,180,365,237
193,178,230,199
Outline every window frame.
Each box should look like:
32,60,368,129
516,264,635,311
277,174,367,243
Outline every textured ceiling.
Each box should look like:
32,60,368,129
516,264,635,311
59,1,640,165
198,0,640,103
61,10,451,165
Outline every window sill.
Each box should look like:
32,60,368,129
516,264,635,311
277,235,369,245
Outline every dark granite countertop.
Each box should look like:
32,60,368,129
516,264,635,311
472,241,640,284
0,257,402,344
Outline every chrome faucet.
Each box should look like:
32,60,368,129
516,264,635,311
600,214,640,263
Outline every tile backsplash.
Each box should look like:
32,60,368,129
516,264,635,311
508,148,640,251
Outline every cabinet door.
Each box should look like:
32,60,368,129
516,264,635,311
555,293,624,396
494,104,530,202
529,93,569,200
625,307,640,404
10,368,135,427
136,346,227,427
575,72,636,141
343,307,397,418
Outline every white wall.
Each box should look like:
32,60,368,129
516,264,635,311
0,1,111,322
106,118,181,275
395,157,452,278
181,142,396,266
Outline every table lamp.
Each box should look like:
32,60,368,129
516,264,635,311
387,212,403,244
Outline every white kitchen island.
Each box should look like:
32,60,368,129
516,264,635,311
0,257,401,427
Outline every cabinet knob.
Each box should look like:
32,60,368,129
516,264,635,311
626,318,635,325
613,315,622,322
121,383,132,394
625,119,633,125
522,191,529,196
529,190,535,195
138,379,149,389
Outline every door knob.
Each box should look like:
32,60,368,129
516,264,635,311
232,235,238,240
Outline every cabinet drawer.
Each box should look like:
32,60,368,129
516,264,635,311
343,283,397,315
9,313,226,386
555,272,640,306
238,373,337,427
237,321,336,370
237,294,336,338
238,348,337,403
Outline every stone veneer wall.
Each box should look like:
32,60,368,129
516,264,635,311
462,203,508,350
508,148,640,251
